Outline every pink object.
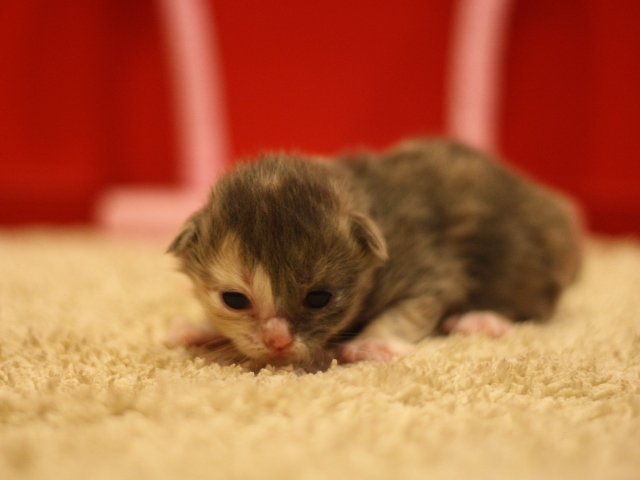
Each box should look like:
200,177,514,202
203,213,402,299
441,311,513,337
262,317,294,353
340,338,417,363
446,0,514,152
166,318,230,349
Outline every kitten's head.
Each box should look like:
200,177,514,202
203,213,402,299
168,154,387,367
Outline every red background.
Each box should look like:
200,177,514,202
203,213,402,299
1,0,639,235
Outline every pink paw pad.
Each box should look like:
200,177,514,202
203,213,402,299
441,311,513,337
340,338,416,363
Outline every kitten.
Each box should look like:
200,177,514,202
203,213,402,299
167,139,582,369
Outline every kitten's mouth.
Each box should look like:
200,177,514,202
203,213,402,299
265,351,296,364
233,339,297,365
236,336,312,367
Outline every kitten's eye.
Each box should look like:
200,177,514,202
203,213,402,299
221,292,251,310
304,290,332,309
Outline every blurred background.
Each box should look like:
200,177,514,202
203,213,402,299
1,0,639,235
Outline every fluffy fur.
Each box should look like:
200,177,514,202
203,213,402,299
168,139,582,369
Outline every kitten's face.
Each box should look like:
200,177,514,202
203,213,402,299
169,156,387,367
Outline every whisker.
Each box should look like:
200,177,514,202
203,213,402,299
332,331,361,340
199,337,233,349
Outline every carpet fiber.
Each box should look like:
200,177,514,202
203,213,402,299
1,230,639,480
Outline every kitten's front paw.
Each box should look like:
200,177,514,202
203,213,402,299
441,311,513,337
340,338,416,363
166,318,231,348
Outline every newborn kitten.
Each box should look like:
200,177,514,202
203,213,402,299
167,138,582,369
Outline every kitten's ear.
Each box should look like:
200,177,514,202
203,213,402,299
350,212,388,262
167,212,201,256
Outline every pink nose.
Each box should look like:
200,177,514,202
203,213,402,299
266,336,293,352
262,317,293,353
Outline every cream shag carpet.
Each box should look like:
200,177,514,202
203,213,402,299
1,230,639,480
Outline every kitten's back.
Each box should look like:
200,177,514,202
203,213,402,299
339,139,582,323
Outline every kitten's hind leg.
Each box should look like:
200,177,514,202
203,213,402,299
340,297,442,363
440,311,513,337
